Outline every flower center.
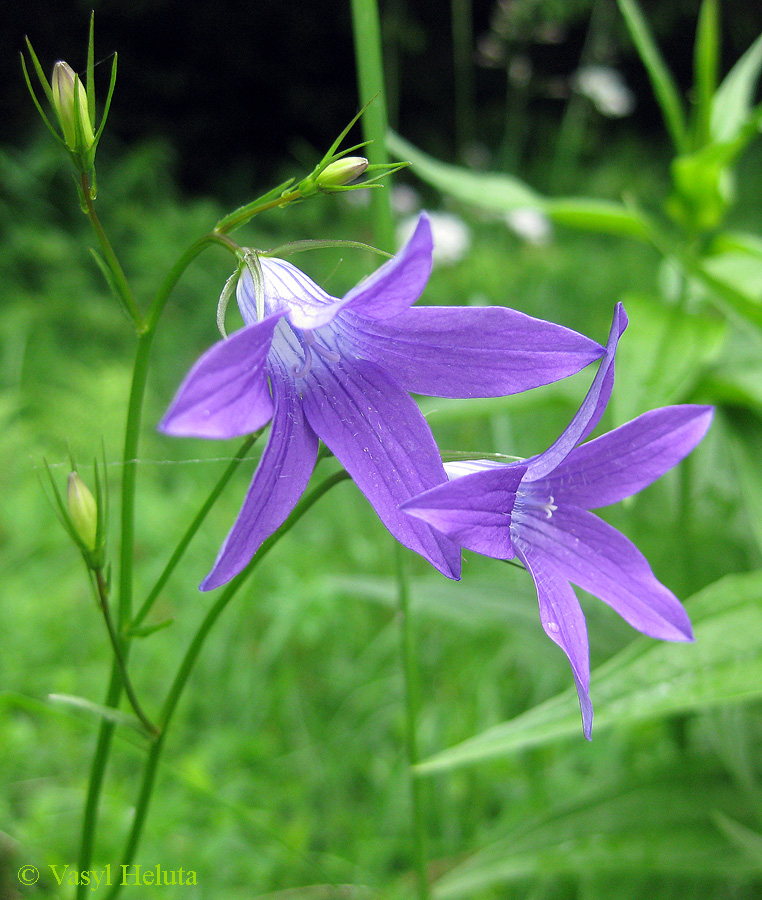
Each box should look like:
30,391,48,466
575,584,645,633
290,328,341,378
516,488,558,520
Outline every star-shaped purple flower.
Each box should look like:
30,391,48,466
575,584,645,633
160,214,603,590
402,303,713,737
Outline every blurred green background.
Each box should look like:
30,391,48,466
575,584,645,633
3,1,762,898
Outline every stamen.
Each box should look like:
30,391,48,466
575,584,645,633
292,343,313,378
313,343,341,364
543,495,557,519
291,329,340,377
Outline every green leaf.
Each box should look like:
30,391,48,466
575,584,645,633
127,618,175,639
417,570,762,773
387,132,543,211
47,693,145,732
693,0,720,147
712,30,762,143
433,773,759,898
388,133,653,242
715,813,762,867
86,12,96,128
612,292,726,423
616,0,688,152
544,197,652,241
699,325,762,413
725,412,762,557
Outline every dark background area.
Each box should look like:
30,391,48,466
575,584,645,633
4,0,762,197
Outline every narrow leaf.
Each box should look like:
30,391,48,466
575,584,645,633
712,31,762,143
545,198,652,241
725,413,762,557
86,11,96,126
693,0,720,147
612,292,726,423
47,693,144,732
94,52,118,144
387,132,543,212
616,0,688,152
434,774,759,898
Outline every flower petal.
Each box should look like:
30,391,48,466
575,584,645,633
515,505,693,641
159,318,279,439
200,362,319,590
301,355,461,579
514,541,593,739
339,213,433,319
238,258,341,330
525,303,628,480
543,405,713,509
401,464,526,559
340,305,604,397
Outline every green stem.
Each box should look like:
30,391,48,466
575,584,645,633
214,187,302,237
145,232,240,332
394,543,430,900
105,470,350,900
451,0,475,158
94,569,158,736
76,664,121,900
80,173,143,330
131,432,261,630
76,229,239,896
350,0,395,252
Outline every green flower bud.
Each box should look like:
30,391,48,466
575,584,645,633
52,61,95,153
67,471,98,552
316,156,369,189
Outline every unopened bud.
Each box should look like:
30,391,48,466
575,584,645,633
67,472,98,551
316,156,369,189
52,61,95,152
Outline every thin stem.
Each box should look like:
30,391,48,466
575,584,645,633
145,231,240,331
76,228,239,893
394,543,431,900
350,0,395,252
117,331,153,631
451,0,476,158
214,188,302,237
76,664,121,900
79,173,143,329
94,569,158,736
131,432,261,630
106,470,350,899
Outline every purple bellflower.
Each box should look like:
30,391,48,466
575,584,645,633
160,214,603,590
402,303,713,737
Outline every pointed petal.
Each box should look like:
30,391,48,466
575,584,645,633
340,305,604,397
159,318,279,439
301,356,461,579
239,213,431,330
525,303,628,480
402,464,526,559
544,405,713,508
514,541,593,739
200,364,319,590
339,213,433,319
516,505,693,641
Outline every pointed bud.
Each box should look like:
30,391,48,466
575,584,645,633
52,61,95,153
67,472,98,552
316,156,369,189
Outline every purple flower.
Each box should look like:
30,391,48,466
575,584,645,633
160,214,603,590
402,303,713,737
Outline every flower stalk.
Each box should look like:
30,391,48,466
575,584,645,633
395,543,432,900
